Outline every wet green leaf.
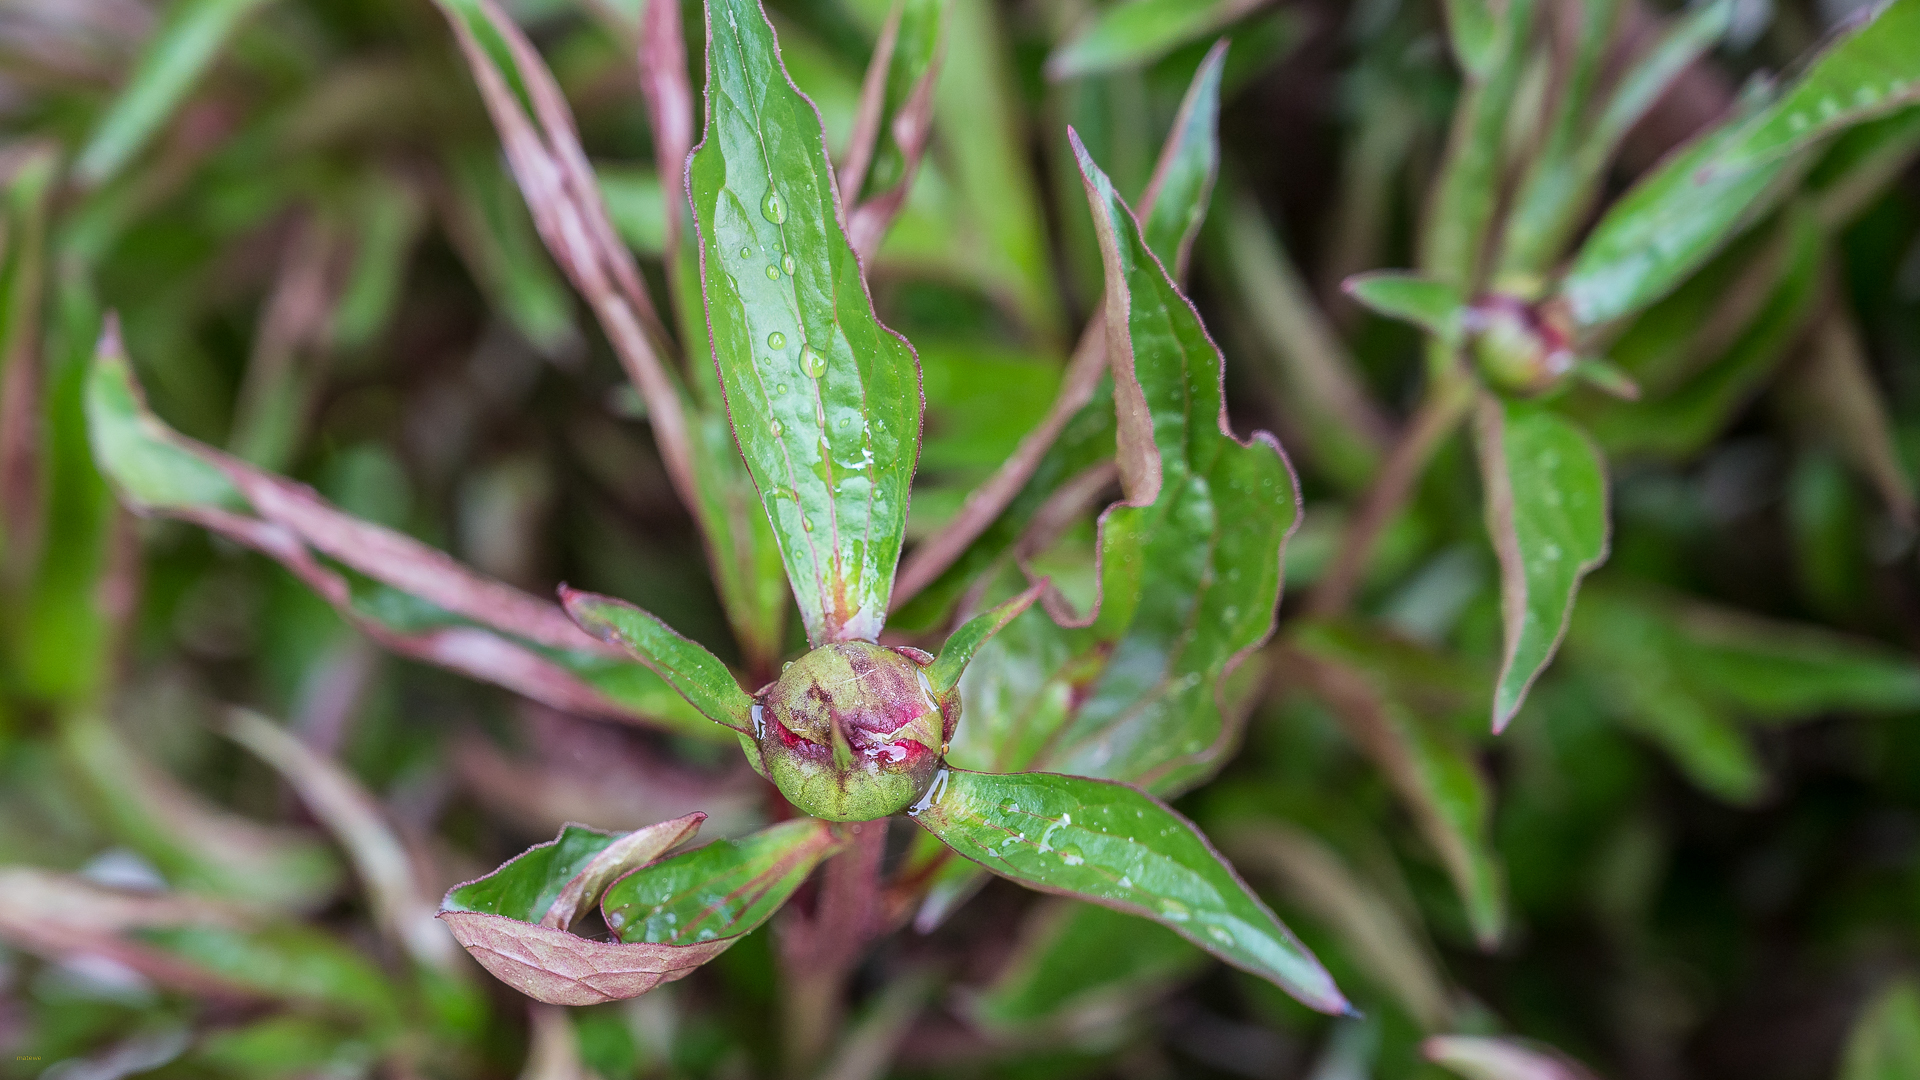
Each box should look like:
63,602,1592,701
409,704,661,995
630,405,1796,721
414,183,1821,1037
1562,0,1920,325
445,817,705,927
1046,0,1259,81
968,899,1204,1031
927,582,1044,696
601,818,842,944
940,137,1299,794
75,0,276,187
1476,398,1609,731
690,0,923,646
1140,40,1226,278
562,588,755,734
909,768,1346,1014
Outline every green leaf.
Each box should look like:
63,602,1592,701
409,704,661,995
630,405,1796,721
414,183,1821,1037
1140,40,1226,278
444,817,705,927
841,0,948,258
1047,0,1262,80
944,136,1300,794
1565,589,1766,804
1441,0,1506,80
1424,0,1533,288
601,818,842,944
439,815,723,1006
927,581,1045,696
690,0,923,646
908,768,1347,1014
1842,979,1920,1080
1562,0,1920,325
968,899,1204,1032
561,587,756,734
1343,272,1468,346
1284,622,1507,948
86,322,722,741
1476,398,1609,731
75,0,276,187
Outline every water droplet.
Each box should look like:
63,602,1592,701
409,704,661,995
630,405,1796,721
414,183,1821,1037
1056,844,1084,867
767,331,786,350
739,246,751,259
1159,899,1191,922
782,253,795,274
801,514,814,532
761,190,786,224
776,383,788,395
838,417,849,428
801,343,827,378
1207,925,1232,944
769,419,784,437
764,264,780,280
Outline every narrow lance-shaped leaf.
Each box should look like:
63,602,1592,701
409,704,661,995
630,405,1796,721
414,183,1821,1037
1283,623,1507,948
841,0,948,260
1477,398,1610,731
1343,272,1467,347
599,818,842,947
560,586,755,734
909,768,1346,1013
968,899,1204,1032
1562,0,1920,326
439,814,736,1006
0,143,58,572
1046,0,1265,81
927,581,1046,696
893,47,1227,607
1441,0,1506,81
691,0,923,646
1500,0,1736,276
86,321,720,741
75,0,276,187
1424,0,1534,289
1139,39,1226,279
222,709,456,970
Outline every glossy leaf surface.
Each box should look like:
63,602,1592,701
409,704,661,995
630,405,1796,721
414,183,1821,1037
691,0,923,646
1477,398,1609,731
440,816,723,1006
1562,0,1920,325
909,768,1347,1014
601,818,841,944
951,135,1297,793
561,587,755,734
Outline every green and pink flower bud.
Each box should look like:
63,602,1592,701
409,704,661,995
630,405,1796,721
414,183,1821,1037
1466,295,1576,396
752,641,956,821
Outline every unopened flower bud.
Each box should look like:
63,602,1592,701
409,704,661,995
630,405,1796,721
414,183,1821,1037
752,642,955,821
1466,295,1575,396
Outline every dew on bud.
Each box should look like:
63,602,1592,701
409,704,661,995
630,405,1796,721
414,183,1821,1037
752,642,957,821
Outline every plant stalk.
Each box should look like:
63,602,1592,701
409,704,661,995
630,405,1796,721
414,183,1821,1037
782,819,887,1075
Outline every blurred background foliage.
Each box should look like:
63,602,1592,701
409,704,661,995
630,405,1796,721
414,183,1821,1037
5,0,1920,1078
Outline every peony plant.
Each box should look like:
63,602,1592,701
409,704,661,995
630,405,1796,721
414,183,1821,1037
84,0,1347,1031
